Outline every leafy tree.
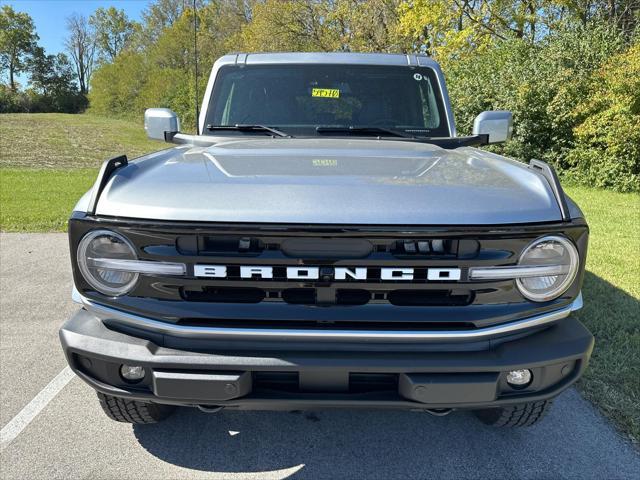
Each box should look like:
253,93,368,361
65,13,96,94
0,5,38,91
28,47,76,95
141,0,206,44
566,42,640,191
89,7,139,62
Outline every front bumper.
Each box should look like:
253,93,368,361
60,308,594,411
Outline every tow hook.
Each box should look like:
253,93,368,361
197,405,224,413
425,408,454,416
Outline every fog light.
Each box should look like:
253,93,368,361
506,369,532,387
120,364,145,382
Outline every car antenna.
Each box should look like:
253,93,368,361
192,0,200,135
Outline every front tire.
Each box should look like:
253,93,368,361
97,392,176,424
473,400,553,427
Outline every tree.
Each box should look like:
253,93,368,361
89,7,139,62
141,0,206,43
65,13,96,94
0,5,38,91
28,46,76,95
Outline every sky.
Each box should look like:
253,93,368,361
2,0,152,85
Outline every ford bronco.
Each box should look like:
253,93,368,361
59,52,593,427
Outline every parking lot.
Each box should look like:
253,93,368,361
1,232,639,479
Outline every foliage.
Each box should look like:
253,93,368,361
89,7,139,62
442,23,637,191
0,5,39,91
566,43,640,192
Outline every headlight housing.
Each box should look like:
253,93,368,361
77,230,139,296
516,235,579,302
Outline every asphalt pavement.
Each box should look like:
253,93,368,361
1,232,639,480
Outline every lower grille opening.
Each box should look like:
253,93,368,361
253,372,299,392
336,289,370,306
180,287,472,306
252,372,398,394
387,290,474,307
181,287,265,303
349,373,398,393
282,288,316,305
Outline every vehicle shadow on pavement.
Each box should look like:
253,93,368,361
132,387,640,479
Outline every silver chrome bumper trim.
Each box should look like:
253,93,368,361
76,292,583,343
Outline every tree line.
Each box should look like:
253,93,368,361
0,4,139,113
1,1,638,191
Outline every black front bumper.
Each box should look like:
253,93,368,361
60,309,593,410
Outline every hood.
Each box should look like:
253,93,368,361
93,138,562,225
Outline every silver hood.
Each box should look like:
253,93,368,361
90,138,562,225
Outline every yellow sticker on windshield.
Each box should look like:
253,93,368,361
312,88,340,98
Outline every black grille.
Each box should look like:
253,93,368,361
69,216,587,332
180,286,474,307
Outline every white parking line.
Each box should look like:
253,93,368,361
0,366,75,451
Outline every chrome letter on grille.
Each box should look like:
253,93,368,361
194,265,227,278
380,268,414,280
286,267,319,279
334,267,367,280
240,266,273,279
427,268,461,281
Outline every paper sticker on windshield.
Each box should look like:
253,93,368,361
312,88,340,98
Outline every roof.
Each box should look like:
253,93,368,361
215,52,440,68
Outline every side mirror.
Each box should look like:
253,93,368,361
144,108,180,142
472,111,513,144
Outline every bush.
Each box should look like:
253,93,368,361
443,24,638,191
0,84,87,113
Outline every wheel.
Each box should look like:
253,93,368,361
472,400,553,427
97,392,176,424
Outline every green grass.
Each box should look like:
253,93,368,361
564,186,640,443
0,168,96,231
1,113,162,231
0,113,638,442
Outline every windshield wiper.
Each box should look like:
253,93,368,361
206,124,292,138
316,125,416,139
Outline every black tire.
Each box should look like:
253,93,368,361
97,392,176,424
473,400,553,427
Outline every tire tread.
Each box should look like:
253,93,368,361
97,392,174,424
474,400,553,427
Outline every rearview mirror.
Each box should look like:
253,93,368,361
472,111,513,144
144,108,180,142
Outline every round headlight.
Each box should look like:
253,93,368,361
77,230,138,296
516,235,579,302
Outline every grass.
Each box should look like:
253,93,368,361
0,169,96,231
0,113,639,441
1,113,162,231
0,113,160,169
564,186,640,443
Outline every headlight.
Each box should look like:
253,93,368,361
77,230,139,296
516,235,579,302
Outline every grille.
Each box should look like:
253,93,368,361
69,217,587,332
180,285,474,307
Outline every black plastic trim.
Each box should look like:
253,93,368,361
87,155,128,215
529,159,571,222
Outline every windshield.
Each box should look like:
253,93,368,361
204,64,450,137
